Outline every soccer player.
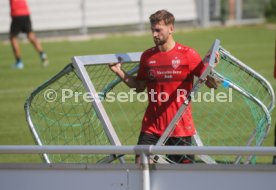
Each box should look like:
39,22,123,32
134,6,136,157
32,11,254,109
109,10,218,164
9,0,48,69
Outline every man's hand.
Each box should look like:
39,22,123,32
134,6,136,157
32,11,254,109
203,51,220,66
204,51,220,89
205,75,219,89
109,56,124,74
109,62,122,74
214,52,220,66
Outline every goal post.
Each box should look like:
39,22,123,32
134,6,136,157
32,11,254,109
25,39,274,164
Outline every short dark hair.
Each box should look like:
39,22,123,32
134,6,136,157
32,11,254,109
149,10,175,25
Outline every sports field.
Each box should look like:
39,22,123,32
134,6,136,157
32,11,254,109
0,24,275,163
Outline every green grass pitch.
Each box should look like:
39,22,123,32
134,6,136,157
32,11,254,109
0,24,275,163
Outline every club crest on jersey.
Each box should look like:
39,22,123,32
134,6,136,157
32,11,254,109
172,58,181,69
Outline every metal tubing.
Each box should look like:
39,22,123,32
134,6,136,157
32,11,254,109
24,64,74,164
1,145,276,156
140,152,150,190
219,47,275,112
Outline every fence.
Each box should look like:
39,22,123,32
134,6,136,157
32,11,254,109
0,0,268,36
0,0,197,34
0,145,276,190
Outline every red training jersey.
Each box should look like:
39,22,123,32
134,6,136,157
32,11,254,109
137,43,205,137
10,0,30,17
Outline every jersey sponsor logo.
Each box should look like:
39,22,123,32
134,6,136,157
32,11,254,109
172,57,181,69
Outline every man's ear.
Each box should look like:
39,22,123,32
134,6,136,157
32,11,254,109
169,24,174,34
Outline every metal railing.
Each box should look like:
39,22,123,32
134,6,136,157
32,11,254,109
1,145,276,156
1,145,276,190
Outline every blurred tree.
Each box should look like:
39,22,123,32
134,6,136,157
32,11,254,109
220,0,228,25
265,0,276,22
243,0,266,19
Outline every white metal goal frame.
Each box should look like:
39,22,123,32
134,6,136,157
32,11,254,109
24,39,274,164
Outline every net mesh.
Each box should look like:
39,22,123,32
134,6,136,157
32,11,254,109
28,66,110,163
157,47,272,164
27,63,146,163
26,47,273,164
217,48,273,111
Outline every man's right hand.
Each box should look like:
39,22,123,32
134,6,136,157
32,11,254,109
109,62,122,74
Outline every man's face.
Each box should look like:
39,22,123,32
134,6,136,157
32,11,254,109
151,20,174,46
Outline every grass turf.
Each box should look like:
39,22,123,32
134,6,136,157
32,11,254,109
0,24,275,163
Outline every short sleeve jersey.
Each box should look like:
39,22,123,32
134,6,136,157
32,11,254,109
137,43,205,137
10,0,30,17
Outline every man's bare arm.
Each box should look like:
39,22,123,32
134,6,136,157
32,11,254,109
109,63,146,92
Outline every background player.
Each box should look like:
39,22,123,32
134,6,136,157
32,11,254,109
9,0,48,69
